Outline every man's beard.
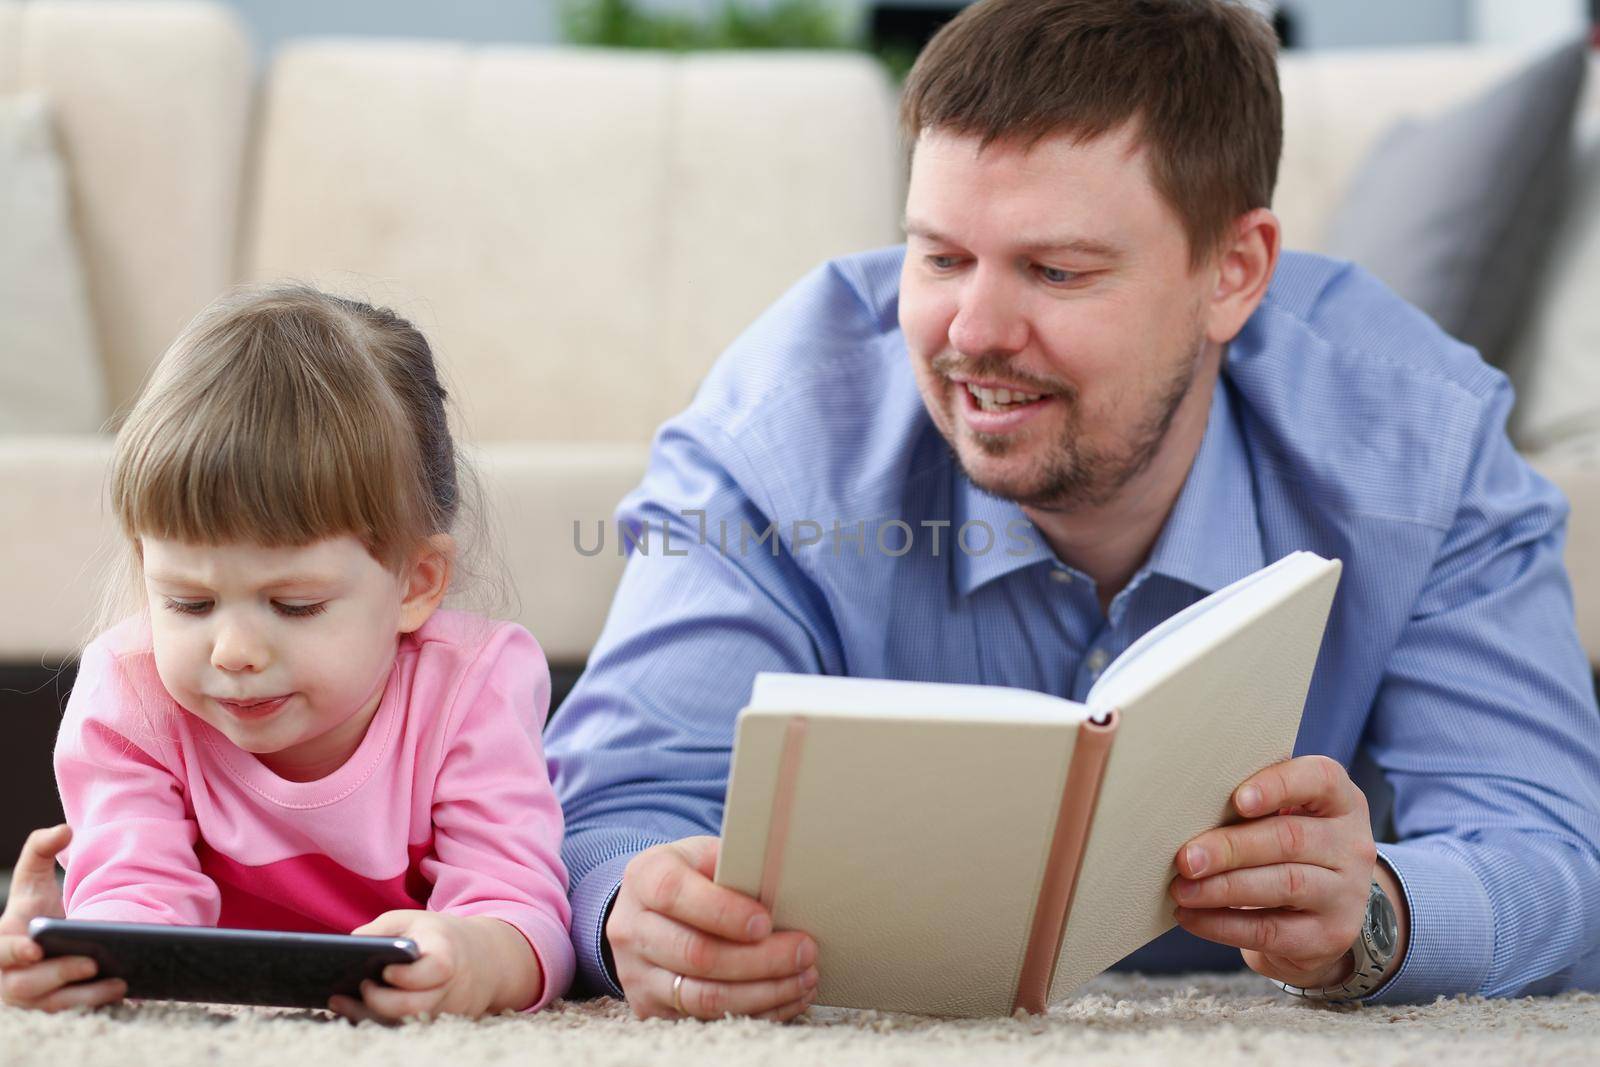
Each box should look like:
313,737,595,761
934,328,1206,512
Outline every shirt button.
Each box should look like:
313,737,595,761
1051,569,1073,584
1086,648,1109,675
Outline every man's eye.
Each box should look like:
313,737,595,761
1038,266,1079,284
927,255,961,271
163,598,211,616
274,602,329,618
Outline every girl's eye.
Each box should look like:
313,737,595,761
274,602,328,618
163,598,212,616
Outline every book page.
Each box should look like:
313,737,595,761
1087,552,1330,713
749,672,1089,724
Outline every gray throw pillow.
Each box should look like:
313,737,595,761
1320,40,1588,368
0,93,107,433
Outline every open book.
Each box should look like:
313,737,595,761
714,551,1342,1017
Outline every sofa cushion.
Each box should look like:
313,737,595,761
1506,108,1600,456
1319,40,1588,367
244,45,902,445
0,0,253,414
0,93,105,433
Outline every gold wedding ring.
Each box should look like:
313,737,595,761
672,971,686,1015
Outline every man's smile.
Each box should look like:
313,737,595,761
952,376,1056,434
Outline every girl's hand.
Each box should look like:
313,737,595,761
0,825,126,1011
329,910,542,1022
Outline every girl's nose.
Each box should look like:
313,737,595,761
211,622,267,673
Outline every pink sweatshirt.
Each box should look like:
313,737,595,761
54,610,574,1010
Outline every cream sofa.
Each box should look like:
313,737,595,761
0,0,1597,670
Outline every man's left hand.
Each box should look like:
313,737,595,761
1170,755,1391,990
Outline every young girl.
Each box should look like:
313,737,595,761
0,287,573,1018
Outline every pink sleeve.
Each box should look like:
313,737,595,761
54,637,219,926
421,624,574,1010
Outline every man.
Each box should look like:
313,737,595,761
547,0,1600,1020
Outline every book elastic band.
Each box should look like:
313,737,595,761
1012,708,1120,1015
758,715,809,913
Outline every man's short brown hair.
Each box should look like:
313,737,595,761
900,0,1282,269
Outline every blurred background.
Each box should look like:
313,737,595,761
76,0,1600,59
57,0,1600,71
2,0,1599,884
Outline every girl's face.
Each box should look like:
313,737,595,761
141,535,434,782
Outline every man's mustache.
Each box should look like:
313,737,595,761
929,351,1072,400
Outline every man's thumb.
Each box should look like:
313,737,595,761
674,835,722,879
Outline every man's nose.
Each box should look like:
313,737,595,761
948,266,1028,358
211,618,267,673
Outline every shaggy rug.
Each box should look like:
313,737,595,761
1,971,1595,1067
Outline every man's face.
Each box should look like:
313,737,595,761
900,125,1217,511
142,535,407,774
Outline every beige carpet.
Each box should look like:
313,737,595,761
2,972,1596,1066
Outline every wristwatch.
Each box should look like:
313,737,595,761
1270,880,1399,1002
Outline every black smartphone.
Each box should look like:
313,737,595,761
29,917,420,1009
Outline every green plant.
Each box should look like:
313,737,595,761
560,0,860,52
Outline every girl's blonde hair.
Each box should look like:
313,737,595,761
107,284,473,590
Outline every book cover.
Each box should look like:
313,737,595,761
715,552,1342,1017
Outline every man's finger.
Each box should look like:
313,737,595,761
1179,814,1340,878
1241,947,1359,990
753,993,817,1024
628,908,814,981
628,845,774,943
1234,756,1360,819
669,836,722,880
1174,904,1342,960
1170,862,1343,912
665,965,819,1020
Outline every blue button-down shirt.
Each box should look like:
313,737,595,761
544,247,1600,1003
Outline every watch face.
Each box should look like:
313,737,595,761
1366,888,1398,957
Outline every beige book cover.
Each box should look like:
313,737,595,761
714,552,1342,1018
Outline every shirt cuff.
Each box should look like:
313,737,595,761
1366,841,1495,1003
570,852,633,998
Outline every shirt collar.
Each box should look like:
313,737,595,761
1142,375,1265,596
950,460,1054,597
952,374,1264,599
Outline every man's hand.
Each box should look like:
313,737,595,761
1169,755,1407,990
0,825,126,1012
607,836,818,1021
329,911,542,1022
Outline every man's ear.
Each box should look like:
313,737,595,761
1203,207,1281,346
398,533,455,634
